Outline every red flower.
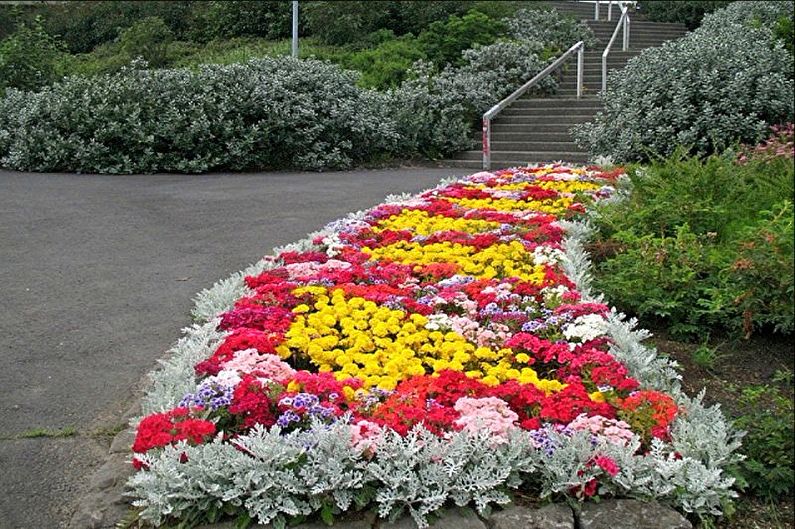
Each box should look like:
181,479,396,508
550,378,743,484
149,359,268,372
132,407,216,454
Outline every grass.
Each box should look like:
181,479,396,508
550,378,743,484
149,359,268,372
0,426,79,440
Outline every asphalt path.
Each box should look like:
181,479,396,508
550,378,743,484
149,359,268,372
0,166,463,529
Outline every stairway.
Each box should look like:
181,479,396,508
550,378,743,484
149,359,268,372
443,1,688,169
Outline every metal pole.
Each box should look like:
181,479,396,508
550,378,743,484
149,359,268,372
292,1,299,58
482,117,491,170
602,53,607,93
608,1,613,21
623,15,630,51
595,1,600,20
577,45,584,99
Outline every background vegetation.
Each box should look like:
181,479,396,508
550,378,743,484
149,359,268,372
0,2,598,172
574,1,794,163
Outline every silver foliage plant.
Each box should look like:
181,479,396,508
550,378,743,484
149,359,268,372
128,167,742,527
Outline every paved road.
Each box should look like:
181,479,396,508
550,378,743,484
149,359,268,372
0,166,463,529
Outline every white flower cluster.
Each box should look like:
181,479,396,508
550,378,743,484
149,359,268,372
532,245,566,266
563,313,608,343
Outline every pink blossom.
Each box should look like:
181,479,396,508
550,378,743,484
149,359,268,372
454,397,518,444
350,420,384,455
569,414,635,446
220,348,296,382
593,455,620,477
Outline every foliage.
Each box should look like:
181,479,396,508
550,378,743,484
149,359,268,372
638,1,731,30
505,7,598,52
341,33,426,90
719,201,795,337
0,18,65,93
590,148,795,337
0,58,397,174
574,1,794,163
732,383,795,499
119,17,174,68
416,9,507,67
39,1,197,54
389,41,554,158
192,1,291,42
302,1,395,46
593,225,720,336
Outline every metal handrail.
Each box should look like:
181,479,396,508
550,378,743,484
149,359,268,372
578,0,623,21
482,41,584,170
601,2,632,93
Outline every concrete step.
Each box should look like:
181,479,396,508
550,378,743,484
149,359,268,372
491,123,582,133
495,109,597,121
496,108,599,118
478,141,582,152
508,98,602,109
587,20,687,30
450,150,590,163
441,159,572,170
491,131,575,142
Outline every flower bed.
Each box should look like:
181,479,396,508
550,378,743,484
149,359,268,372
128,164,741,528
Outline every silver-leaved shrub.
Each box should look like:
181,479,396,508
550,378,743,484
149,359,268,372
573,0,794,162
0,41,553,172
0,57,399,173
389,41,554,158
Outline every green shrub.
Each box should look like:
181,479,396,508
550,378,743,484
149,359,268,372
720,201,794,337
593,225,721,336
0,18,65,93
638,1,730,30
732,383,795,499
591,150,794,337
303,1,394,46
39,1,196,54
119,16,174,67
0,58,397,173
192,1,291,42
574,1,794,163
343,34,426,89
416,10,506,67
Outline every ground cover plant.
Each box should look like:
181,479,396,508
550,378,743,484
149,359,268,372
127,164,740,528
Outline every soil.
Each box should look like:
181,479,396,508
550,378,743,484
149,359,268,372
645,326,795,529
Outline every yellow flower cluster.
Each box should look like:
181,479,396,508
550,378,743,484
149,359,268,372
373,209,499,235
532,180,602,194
277,286,564,392
361,240,548,282
446,196,574,215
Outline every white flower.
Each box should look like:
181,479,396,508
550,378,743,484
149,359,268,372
562,313,607,343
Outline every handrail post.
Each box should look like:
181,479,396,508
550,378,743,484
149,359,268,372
623,14,630,51
602,53,607,93
608,1,613,22
594,1,599,20
577,44,584,99
482,117,491,170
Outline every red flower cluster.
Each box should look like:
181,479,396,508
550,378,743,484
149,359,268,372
132,407,216,454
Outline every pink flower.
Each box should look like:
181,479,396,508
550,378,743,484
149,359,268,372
593,455,620,477
454,397,518,444
569,414,635,446
350,420,384,455
220,349,296,382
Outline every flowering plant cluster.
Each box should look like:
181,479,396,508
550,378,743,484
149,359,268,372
129,164,739,527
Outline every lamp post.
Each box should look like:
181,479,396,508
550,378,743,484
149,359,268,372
292,1,299,58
